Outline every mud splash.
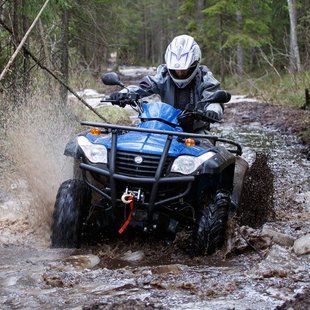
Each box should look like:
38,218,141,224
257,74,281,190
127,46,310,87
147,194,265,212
237,152,275,228
0,95,78,246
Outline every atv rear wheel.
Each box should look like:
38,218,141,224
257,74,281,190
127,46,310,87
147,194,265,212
193,191,230,256
51,179,91,248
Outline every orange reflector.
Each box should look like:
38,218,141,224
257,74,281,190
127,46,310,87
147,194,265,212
185,138,196,147
90,127,101,135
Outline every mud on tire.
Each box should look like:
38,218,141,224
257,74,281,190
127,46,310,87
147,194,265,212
193,192,230,256
51,179,91,248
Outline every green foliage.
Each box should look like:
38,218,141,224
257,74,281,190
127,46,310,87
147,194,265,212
202,0,236,16
199,0,273,74
224,71,310,108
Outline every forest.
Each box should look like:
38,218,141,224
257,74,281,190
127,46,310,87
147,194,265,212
0,0,309,109
0,2,310,308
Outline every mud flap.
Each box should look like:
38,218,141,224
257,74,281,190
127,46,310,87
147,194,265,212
231,157,249,210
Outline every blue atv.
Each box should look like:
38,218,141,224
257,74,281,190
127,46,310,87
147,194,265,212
51,72,248,255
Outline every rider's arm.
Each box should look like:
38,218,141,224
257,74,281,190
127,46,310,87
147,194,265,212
133,64,165,97
199,67,224,121
112,65,164,101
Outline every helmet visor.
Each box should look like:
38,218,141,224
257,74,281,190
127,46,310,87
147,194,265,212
169,62,198,80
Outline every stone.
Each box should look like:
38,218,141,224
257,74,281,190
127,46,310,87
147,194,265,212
152,264,182,274
261,226,295,247
293,234,310,255
120,250,144,262
62,254,100,270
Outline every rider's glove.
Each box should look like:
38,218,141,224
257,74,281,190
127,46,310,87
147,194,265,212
109,91,128,107
204,110,220,122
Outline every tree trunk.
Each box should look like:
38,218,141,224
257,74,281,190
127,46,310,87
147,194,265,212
38,19,53,70
219,14,225,83
197,0,205,21
60,7,69,106
21,0,30,103
11,0,19,107
250,47,259,69
287,0,301,72
236,11,244,76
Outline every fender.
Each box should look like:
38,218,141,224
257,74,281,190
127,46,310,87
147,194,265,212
64,130,89,158
199,146,236,174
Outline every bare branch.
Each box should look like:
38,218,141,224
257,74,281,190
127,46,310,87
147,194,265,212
0,0,50,82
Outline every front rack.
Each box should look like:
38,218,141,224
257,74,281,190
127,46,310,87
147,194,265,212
81,121,243,155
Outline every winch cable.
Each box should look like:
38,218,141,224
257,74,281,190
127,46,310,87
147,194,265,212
119,193,135,234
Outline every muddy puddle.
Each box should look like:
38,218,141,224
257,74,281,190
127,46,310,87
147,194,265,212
0,100,310,309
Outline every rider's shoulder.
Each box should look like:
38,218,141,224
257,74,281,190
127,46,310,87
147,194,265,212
156,64,168,75
200,65,218,80
199,65,211,75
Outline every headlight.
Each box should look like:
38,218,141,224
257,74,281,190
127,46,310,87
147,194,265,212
171,152,216,175
77,136,108,164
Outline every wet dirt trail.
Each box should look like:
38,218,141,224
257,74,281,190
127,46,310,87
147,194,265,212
0,98,309,310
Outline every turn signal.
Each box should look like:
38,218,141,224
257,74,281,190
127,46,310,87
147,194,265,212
185,138,196,147
90,127,101,135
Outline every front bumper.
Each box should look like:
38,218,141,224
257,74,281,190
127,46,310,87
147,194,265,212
80,162,194,207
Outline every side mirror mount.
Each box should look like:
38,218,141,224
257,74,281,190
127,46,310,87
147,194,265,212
101,72,125,88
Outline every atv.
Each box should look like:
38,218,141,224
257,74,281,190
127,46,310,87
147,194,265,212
51,72,248,255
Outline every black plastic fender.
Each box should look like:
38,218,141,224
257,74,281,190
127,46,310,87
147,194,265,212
64,130,89,159
231,156,249,208
198,146,236,174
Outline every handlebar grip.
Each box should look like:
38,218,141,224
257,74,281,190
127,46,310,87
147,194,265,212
195,110,220,123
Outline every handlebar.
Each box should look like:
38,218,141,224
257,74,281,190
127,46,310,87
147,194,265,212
101,95,143,113
178,110,220,124
100,92,140,103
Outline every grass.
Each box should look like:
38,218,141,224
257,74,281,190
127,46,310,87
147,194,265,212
224,70,310,108
79,105,132,125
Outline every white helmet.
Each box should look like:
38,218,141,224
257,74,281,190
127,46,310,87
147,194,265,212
165,35,201,88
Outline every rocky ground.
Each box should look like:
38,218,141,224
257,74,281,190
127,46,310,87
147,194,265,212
224,98,310,158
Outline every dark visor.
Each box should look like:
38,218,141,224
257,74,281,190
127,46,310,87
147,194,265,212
169,61,198,80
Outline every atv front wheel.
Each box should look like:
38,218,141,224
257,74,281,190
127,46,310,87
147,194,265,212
193,191,230,255
51,179,91,248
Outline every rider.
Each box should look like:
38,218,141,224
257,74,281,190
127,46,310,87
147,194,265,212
109,34,229,133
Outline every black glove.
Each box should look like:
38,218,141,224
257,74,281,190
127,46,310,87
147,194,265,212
204,110,220,122
109,91,128,107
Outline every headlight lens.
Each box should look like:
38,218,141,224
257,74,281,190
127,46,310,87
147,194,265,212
171,152,216,175
77,136,108,164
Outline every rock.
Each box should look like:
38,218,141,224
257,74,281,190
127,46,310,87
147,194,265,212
43,271,81,288
225,225,272,256
293,234,310,255
261,226,295,247
62,254,100,270
120,250,144,262
152,264,182,274
249,245,295,279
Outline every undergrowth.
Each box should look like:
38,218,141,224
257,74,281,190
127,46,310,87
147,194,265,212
224,71,310,108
